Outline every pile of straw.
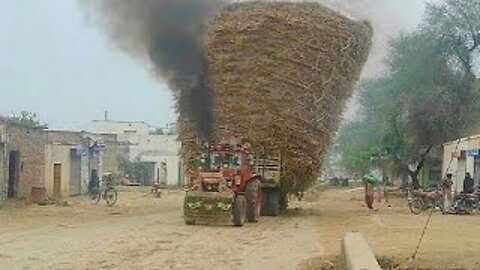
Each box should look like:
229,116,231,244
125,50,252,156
179,1,372,193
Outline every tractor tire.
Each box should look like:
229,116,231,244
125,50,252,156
262,188,280,216
185,217,196,225
233,195,247,227
246,179,261,222
183,197,196,225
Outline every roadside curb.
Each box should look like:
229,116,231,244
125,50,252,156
342,232,381,270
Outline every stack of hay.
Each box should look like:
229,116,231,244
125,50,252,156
179,1,372,193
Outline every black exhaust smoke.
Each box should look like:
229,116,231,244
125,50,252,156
86,0,226,139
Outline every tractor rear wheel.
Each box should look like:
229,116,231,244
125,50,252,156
262,188,280,216
233,195,247,226
246,179,261,222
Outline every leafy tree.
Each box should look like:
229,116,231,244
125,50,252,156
337,0,480,188
151,128,165,135
118,158,153,185
423,0,480,79
10,111,46,128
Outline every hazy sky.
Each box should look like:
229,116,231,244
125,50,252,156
0,0,426,130
0,0,175,130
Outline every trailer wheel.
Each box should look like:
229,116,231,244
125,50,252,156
246,179,261,222
233,195,247,226
262,188,280,216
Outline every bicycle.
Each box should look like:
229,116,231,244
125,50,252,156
408,188,445,215
89,178,118,207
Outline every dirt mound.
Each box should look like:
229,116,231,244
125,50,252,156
179,1,372,192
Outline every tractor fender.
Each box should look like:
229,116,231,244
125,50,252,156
242,175,262,191
247,175,262,183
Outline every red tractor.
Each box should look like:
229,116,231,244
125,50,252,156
183,139,263,226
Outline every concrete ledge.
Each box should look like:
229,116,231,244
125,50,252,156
342,232,381,270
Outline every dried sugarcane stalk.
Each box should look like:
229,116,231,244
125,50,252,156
179,1,373,193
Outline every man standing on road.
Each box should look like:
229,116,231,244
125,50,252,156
463,172,475,194
88,170,100,194
442,173,454,211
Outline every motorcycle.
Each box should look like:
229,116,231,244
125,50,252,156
449,192,479,215
151,183,162,198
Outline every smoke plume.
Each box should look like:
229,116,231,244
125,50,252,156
87,0,226,139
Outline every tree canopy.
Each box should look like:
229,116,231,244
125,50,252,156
10,111,46,128
336,0,480,187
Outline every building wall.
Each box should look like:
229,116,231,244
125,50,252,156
0,144,5,201
130,135,181,186
5,124,47,197
45,144,72,198
46,130,105,194
90,133,126,176
90,121,181,186
90,120,150,144
0,122,6,200
46,130,86,145
443,135,480,192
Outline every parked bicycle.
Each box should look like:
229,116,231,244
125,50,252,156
408,187,445,215
89,173,118,207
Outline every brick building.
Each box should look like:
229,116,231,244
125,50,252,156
0,120,105,200
0,118,48,198
45,130,103,198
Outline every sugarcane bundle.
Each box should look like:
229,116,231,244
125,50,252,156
179,1,372,193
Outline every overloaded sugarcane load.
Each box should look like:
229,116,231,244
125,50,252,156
179,1,373,197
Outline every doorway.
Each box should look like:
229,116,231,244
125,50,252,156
7,151,20,198
54,163,62,199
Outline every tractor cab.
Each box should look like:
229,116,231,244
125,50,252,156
193,142,255,193
184,139,263,226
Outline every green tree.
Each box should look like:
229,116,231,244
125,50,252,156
423,0,480,79
10,111,46,128
151,128,165,135
118,157,153,185
337,0,480,188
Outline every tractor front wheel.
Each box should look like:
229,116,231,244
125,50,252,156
183,197,196,225
233,195,247,226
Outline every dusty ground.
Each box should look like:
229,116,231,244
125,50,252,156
0,188,321,270
1,187,480,270
301,187,480,270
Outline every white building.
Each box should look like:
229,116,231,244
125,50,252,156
443,134,480,192
90,120,181,186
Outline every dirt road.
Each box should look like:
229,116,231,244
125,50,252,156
2,187,480,270
0,189,322,270
302,187,480,269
